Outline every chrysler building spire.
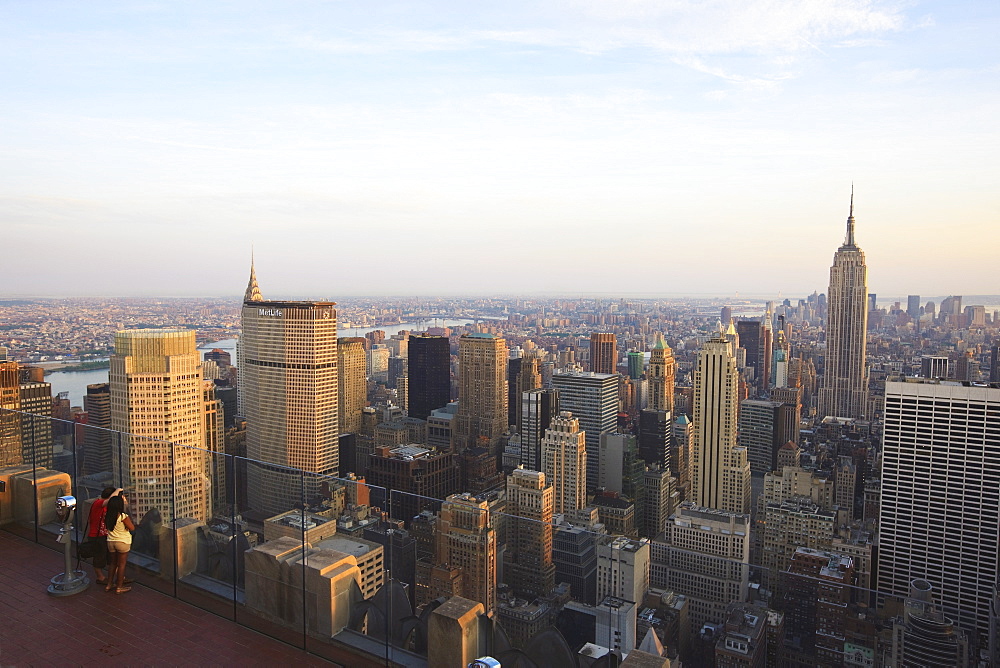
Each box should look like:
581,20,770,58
244,253,263,302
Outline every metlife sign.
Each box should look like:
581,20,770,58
259,308,283,317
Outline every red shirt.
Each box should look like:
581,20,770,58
88,499,108,538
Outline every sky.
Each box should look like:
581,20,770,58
1,1,997,298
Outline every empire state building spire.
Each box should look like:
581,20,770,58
818,189,869,420
842,185,858,249
244,254,263,303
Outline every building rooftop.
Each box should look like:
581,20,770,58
553,369,619,380
578,642,611,658
317,534,382,558
429,402,459,419
246,299,336,308
673,501,750,527
378,421,409,431
387,444,431,459
605,536,644,552
593,495,633,510
267,509,332,530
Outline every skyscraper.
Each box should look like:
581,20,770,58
507,356,522,427
454,333,508,453
920,355,949,379
519,387,558,471
907,295,922,319
647,333,675,413
551,370,619,491
626,351,644,381
82,383,112,476
367,344,389,382
739,399,786,475
337,337,367,434
671,414,694,502
541,411,587,514
597,431,645,500
879,379,1000,647
991,340,1000,383
780,548,855,665
939,295,963,325
589,332,618,375
818,193,869,420
956,349,978,381
637,408,671,468
771,326,790,389
691,334,750,514
407,334,451,421
365,444,460,523
511,352,542,430
760,314,773,391
240,261,338,515
736,319,763,389
652,502,751,636
387,355,406,389
110,329,211,523
596,536,650,605
0,360,21,467
504,468,556,601
436,492,498,614
202,380,226,514
642,464,675,539
770,385,802,448
18,379,53,468
552,513,601,605
965,304,987,328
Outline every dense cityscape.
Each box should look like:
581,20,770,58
2,205,999,667
3,0,997,663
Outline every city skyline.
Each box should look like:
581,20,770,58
2,207,999,664
2,1,998,297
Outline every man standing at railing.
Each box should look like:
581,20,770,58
85,487,115,585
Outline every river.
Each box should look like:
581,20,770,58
45,319,474,406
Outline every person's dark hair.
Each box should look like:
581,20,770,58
100,487,116,499
105,495,125,533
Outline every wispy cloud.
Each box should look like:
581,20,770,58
261,0,909,91
277,1,907,58
0,0,995,297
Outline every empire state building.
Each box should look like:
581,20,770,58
818,193,869,420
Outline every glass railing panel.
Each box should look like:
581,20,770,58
173,446,239,620
118,432,175,596
75,421,119,507
72,419,117,586
298,470,393,664
387,489,462,663
0,411,75,544
233,461,307,650
2,408,991,666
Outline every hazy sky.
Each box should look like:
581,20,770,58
2,1,997,298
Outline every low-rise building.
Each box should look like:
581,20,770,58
316,534,385,599
715,602,769,668
263,510,337,544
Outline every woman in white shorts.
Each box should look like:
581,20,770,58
104,492,136,594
